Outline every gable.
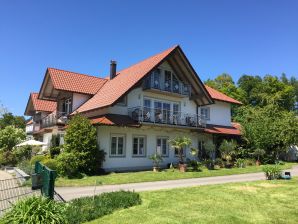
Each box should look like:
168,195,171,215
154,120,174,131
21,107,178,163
38,68,107,101
74,45,214,114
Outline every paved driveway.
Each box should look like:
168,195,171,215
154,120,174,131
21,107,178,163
56,166,298,201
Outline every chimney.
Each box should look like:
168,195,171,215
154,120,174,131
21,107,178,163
110,60,117,79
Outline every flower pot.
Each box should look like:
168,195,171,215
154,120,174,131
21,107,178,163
153,166,160,172
178,164,187,172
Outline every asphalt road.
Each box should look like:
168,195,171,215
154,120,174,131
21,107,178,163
56,166,298,201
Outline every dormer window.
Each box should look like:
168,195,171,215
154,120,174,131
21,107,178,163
62,98,72,115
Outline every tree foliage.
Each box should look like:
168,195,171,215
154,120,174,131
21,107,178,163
235,105,298,162
205,73,297,112
0,125,26,151
59,114,105,176
0,112,26,129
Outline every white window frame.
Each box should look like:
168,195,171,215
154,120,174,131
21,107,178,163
132,135,146,157
62,98,72,115
110,134,126,157
156,136,169,157
201,107,210,120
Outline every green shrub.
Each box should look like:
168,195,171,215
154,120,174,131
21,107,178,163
0,196,67,224
214,158,224,168
188,160,202,171
262,165,282,180
204,159,215,170
49,146,62,158
30,155,46,165
42,158,58,171
13,145,32,162
235,158,246,168
0,150,17,166
56,152,81,178
65,191,141,224
245,158,256,166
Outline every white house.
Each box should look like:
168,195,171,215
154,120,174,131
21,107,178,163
25,45,242,171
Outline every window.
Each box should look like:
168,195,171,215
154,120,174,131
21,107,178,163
201,107,210,120
132,136,146,157
162,103,171,123
156,137,168,157
153,69,161,89
143,99,151,121
154,101,162,123
198,140,207,160
110,134,125,157
164,70,172,91
62,98,72,115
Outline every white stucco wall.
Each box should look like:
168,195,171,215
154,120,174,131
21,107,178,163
199,101,231,126
72,93,90,111
97,125,212,171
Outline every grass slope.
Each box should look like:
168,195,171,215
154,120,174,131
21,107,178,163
86,178,298,224
56,163,296,187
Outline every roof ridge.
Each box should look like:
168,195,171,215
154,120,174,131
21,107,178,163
47,67,106,80
113,45,179,77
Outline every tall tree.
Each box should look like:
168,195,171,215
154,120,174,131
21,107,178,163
235,105,298,162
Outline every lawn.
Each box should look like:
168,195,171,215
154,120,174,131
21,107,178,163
55,162,297,187
86,178,298,224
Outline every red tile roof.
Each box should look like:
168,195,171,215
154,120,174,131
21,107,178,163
90,114,140,127
48,68,107,95
204,123,241,135
26,119,33,125
204,85,242,105
74,46,178,113
31,93,56,112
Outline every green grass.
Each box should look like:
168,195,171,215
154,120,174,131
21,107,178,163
86,178,298,224
55,162,297,187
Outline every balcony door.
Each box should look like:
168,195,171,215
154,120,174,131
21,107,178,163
162,103,171,123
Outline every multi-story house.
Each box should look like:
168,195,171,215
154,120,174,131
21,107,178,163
25,45,242,171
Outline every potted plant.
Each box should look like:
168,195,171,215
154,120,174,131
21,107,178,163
149,153,163,172
169,136,192,172
219,140,237,168
253,148,265,166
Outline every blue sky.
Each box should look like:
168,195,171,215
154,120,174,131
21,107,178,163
0,0,297,116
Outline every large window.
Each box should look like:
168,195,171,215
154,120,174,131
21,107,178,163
110,134,125,157
62,98,72,115
201,107,210,120
132,136,146,157
153,69,161,89
143,99,151,121
156,137,169,157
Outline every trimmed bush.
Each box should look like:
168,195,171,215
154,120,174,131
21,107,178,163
262,165,282,180
65,191,141,223
56,152,81,178
42,158,58,171
30,155,46,165
0,196,67,224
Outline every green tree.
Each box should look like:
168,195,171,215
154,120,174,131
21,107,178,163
235,104,298,162
61,114,105,176
0,126,26,151
169,136,192,164
0,112,26,129
0,126,26,166
219,140,237,165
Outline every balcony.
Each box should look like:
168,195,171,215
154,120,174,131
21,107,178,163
41,111,68,129
128,106,206,128
143,73,191,97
